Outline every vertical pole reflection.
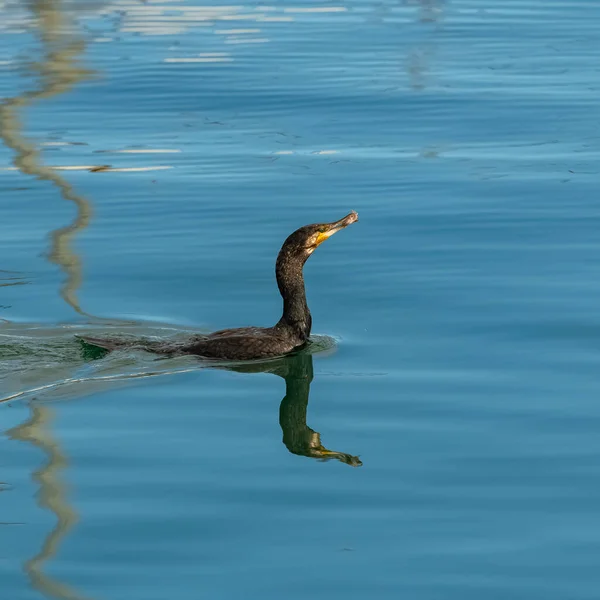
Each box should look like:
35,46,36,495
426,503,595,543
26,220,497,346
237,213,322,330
406,0,444,91
7,406,93,600
0,0,94,317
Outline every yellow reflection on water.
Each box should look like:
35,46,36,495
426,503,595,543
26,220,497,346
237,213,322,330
7,406,94,600
0,0,93,317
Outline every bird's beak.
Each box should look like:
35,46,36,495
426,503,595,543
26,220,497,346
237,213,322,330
315,211,359,246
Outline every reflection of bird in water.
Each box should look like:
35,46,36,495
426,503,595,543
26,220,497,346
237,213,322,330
278,354,362,467
80,212,358,360
222,352,362,467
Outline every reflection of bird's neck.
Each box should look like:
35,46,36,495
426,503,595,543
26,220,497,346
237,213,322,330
279,357,313,455
275,247,312,341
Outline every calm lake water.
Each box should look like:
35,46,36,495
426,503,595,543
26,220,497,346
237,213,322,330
2,1,600,598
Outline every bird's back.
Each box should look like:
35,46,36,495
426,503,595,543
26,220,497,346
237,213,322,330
79,326,303,360
180,326,300,360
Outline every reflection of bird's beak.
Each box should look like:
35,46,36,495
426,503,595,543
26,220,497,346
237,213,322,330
315,211,359,246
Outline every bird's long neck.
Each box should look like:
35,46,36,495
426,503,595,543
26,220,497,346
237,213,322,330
275,250,312,341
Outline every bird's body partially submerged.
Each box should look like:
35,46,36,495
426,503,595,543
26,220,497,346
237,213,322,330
80,211,358,360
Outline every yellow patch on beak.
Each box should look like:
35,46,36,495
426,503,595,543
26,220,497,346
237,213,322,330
315,230,336,246
312,212,357,248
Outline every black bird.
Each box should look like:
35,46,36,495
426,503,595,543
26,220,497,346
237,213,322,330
80,211,358,360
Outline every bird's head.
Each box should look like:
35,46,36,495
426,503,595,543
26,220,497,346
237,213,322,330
279,211,359,262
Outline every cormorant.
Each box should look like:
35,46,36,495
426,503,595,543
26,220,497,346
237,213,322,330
80,211,358,360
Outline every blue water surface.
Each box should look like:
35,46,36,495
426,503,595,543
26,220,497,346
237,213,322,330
2,1,600,599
